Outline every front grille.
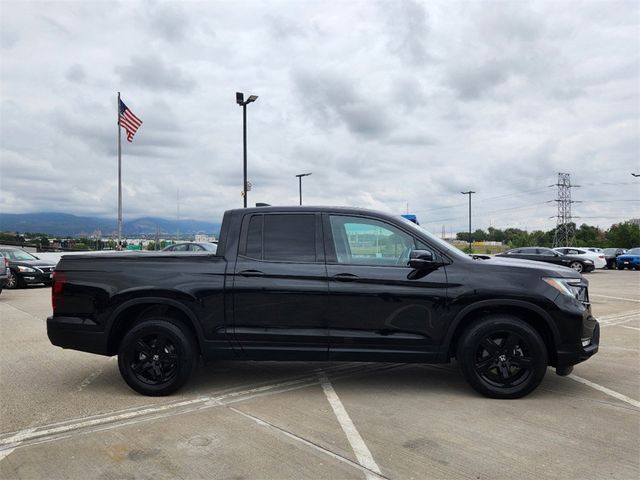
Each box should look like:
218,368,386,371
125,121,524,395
37,266,55,273
575,285,589,305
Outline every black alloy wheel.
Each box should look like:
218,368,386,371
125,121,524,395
457,315,547,399
118,318,197,396
569,261,583,273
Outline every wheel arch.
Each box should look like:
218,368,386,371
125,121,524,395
107,297,203,356
446,300,560,366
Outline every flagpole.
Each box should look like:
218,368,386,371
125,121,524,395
117,92,122,251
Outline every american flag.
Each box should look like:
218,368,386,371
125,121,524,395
118,99,142,142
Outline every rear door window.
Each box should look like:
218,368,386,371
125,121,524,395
243,214,317,262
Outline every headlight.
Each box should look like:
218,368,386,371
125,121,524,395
16,265,36,273
543,277,584,298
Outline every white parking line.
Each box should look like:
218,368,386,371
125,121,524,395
230,407,387,480
591,294,640,303
598,310,640,327
0,363,401,460
568,374,640,409
598,309,640,321
319,373,382,480
619,325,640,332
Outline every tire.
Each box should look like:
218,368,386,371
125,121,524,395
569,261,583,273
6,270,23,289
456,315,548,399
118,318,197,396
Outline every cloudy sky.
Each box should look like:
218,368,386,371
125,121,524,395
1,0,638,234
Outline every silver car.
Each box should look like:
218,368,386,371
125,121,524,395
0,256,8,293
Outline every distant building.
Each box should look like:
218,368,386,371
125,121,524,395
195,234,217,243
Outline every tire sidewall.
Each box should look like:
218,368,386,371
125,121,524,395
118,318,196,396
457,316,548,399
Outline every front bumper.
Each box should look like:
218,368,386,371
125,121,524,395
47,315,109,355
19,271,54,285
556,320,599,369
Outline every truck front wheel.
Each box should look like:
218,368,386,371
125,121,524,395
118,318,197,396
456,315,548,399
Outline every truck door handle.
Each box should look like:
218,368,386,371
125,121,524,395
332,273,359,282
238,270,265,277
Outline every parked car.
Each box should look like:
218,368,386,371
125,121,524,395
553,247,606,269
162,242,217,253
616,248,640,270
496,247,595,273
0,247,57,289
0,256,9,294
48,206,599,399
603,248,627,269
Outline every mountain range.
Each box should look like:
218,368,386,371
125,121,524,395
0,212,221,237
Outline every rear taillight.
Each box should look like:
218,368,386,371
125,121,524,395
51,271,66,312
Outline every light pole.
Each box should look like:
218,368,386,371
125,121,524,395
236,92,258,208
296,172,312,205
461,191,475,252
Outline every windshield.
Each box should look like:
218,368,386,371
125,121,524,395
1,249,38,261
397,217,469,260
626,248,640,255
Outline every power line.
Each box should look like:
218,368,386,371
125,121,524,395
580,181,638,186
582,199,640,203
420,202,548,224
411,187,550,215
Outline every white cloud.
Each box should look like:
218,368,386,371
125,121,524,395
0,0,638,234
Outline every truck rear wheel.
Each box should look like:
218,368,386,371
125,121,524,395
456,315,548,399
118,318,197,396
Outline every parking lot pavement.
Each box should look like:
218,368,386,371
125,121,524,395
0,270,638,479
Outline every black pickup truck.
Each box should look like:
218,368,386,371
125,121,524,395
48,206,599,399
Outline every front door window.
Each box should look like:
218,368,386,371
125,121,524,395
329,216,415,266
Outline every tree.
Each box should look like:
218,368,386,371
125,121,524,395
510,231,530,248
575,224,605,247
487,227,505,242
472,229,487,241
606,221,640,249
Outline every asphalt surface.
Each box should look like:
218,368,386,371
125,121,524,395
0,269,638,479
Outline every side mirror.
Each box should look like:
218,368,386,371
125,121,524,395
408,249,434,269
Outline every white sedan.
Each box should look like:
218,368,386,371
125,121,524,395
553,247,606,269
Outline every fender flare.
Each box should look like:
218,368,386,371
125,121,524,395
444,299,562,349
107,296,205,352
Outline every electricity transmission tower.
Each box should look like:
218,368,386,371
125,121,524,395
552,173,579,247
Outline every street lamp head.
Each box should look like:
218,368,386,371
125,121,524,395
296,172,312,178
247,95,258,103
236,92,244,105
